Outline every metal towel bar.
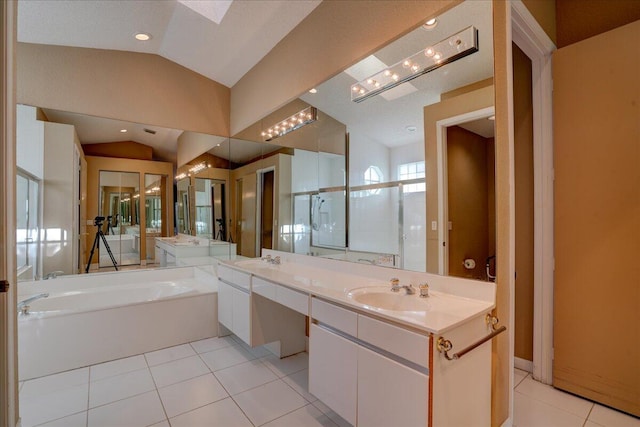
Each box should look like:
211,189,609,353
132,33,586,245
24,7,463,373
437,314,506,361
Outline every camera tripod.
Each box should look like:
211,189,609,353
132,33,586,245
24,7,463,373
85,217,118,273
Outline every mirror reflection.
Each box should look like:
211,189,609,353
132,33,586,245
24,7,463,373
15,0,494,281
98,171,141,267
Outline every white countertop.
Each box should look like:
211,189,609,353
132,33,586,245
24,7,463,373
222,256,495,335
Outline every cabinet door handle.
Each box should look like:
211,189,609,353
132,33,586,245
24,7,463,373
0,280,9,293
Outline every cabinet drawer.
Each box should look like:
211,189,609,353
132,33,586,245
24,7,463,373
252,277,277,300
218,264,233,283
358,314,429,368
232,269,251,291
311,298,357,337
277,285,308,315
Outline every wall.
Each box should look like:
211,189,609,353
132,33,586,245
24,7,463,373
42,122,83,275
513,43,534,363
521,0,556,45
16,104,43,178
17,43,230,137
552,20,640,416
177,132,228,168
85,156,174,268
446,126,492,280
556,0,640,48
230,0,462,135
82,142,153,161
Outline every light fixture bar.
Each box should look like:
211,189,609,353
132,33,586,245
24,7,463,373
351,26,478,103
262,106,318,142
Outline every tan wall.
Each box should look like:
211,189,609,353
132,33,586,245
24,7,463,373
230,0,461,135
552,20,640,416
423,85,495,273
85,156,174,267
491,2,513,424
177,132,228,167
17,43,230,137
82,141,154,161
556,0,640,48
446,126,491,280
521,0,557,45
513,43,535,363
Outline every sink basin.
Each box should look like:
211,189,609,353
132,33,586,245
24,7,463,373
348,286,431,312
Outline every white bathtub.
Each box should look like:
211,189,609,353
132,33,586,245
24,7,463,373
18,266,218,380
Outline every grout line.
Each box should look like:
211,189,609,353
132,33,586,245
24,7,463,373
86,366,92,424
30,410,87,427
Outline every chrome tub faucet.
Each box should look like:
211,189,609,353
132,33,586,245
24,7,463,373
18,293,49,315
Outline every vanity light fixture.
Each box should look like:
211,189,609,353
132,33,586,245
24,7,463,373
350,26,478,103
188,161,211,175
134,32,151,41
261,106,318,142
175,172,187,180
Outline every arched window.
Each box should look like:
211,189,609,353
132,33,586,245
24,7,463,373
364,166,383,195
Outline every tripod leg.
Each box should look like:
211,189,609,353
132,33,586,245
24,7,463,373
85,231,101,273
99,231,119,271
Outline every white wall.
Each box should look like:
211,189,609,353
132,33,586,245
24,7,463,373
16,104,44,179
291,149,319,193
390,141,424,181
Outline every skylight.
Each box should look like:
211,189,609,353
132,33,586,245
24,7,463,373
178,0,233,25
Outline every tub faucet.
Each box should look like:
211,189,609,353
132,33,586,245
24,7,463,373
44,271,64,280
17,293,49,315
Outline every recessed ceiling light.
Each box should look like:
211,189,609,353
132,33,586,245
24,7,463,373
423,18,438,30
309,88,317,94
134,32,151,41
120,129,127,133
405,126,417,133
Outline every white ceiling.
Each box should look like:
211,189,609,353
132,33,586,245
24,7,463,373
17,0,321,87
299,0,493,148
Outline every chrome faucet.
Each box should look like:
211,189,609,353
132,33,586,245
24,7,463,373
17,293,49,315
43,271,64,280
390,278,415,295
261,255,281,265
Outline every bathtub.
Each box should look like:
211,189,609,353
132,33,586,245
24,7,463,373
18,266,218,380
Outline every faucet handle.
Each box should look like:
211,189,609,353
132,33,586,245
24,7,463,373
390,277,400,292
274,256,281,265
419,283,429,298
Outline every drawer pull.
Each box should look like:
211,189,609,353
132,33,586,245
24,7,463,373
437,315,506,361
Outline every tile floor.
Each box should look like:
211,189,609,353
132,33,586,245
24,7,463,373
19,335,639,427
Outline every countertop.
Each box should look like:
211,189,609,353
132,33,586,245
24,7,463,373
221,257,495,335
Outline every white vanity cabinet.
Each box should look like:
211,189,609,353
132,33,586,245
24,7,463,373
217,264,251,345
310,297,430,427
309,324,358,426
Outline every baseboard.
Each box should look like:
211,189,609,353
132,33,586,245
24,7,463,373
515,357,533,372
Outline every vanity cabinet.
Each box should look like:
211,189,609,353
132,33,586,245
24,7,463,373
309,324,358,426
217,265,251,345
309,297,430,427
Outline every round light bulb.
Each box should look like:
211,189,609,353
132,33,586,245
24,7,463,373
411,64,420,73
352,86,360,92
434,52,442,60
425,47,435,57
402,60,411,69
384,70,391,77
367,78,374,85
392,74,399,81
359,88,365,94
374,82,381,88
134,33,151,41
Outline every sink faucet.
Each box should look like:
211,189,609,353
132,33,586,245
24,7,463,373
43,271,64,280
261,255,281,265
17,293,49,315
389,278,415,295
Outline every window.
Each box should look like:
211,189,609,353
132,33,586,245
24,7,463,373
363,165,383,195
398,161,425,193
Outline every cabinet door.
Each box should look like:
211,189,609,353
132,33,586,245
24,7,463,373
358,346,429,427
309,324,357,426
232,288,251,345
218,282,233,330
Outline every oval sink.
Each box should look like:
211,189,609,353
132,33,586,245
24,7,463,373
348,286,431,312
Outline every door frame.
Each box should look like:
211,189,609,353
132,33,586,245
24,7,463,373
1,1,19,426
255,166,275,256
511,0,556,385
436,106,495,276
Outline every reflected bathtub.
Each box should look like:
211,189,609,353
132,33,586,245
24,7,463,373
18,266,218,380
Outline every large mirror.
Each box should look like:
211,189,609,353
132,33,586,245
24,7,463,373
16,0,493,281
229,0,494,278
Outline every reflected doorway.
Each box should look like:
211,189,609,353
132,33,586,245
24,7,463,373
437,107,496,280
259,169,275,251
